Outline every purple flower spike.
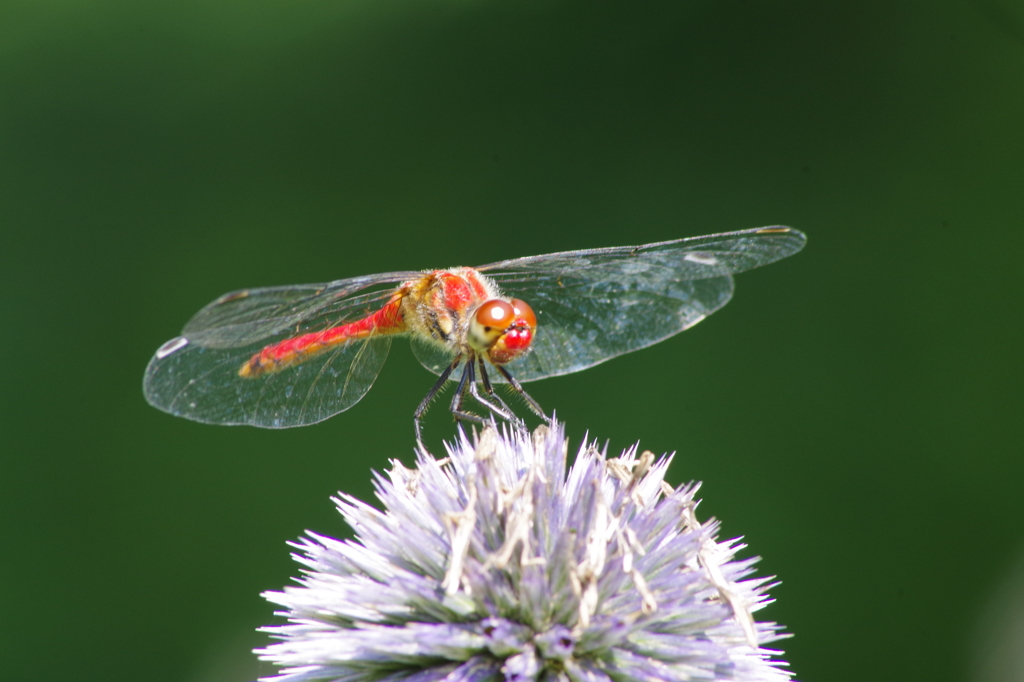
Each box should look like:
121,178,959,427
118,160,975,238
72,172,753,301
257,422,792,682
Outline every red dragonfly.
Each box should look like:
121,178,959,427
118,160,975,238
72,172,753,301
144,226,805,436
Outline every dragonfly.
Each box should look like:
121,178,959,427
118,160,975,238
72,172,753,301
144,226,805,437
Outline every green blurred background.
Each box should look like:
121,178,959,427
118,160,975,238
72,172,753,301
3,0,1023,680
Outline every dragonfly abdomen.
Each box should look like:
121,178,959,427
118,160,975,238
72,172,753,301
238,296,405,378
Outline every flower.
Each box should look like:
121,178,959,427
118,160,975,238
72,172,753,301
257,421,792,682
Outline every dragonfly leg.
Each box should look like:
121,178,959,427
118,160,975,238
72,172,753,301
473,357,525,429
414,356,460,443
495,364,550,424
450,356,489,429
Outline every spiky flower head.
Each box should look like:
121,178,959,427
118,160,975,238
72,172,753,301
258,422,792,682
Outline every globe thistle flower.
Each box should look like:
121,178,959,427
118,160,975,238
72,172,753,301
257,422,792,682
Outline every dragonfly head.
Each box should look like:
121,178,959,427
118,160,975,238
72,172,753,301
468,298,536,365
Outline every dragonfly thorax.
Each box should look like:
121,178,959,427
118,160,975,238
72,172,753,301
399,268,536,364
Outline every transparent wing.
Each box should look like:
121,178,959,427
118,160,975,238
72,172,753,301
408,276,735,382
476,226,805,280
428,226,805,382
410,336,459,377
144,332,393,427
144,270,421,427
181,270,421,348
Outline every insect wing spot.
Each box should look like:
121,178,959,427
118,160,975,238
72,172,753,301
215,290,250,304
683,253,719,266
156,336,189,359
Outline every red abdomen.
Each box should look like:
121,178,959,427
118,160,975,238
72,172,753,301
239,295,405,378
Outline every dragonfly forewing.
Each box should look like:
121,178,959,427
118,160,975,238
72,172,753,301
182,272,420,348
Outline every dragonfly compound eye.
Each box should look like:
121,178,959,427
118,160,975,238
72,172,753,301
509,298,536,329
468,300,514,351
475,299,515,329
483,298,537,365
